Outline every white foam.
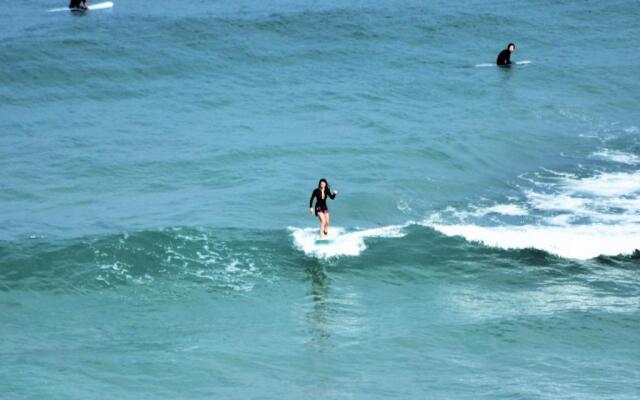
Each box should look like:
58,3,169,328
526,192,590,213
525,182,640,225
428,169,640,259
563,170,640,197
527,171,640,221
225,260,241,273
396,200,412,214
546,214,574,226
592,149,640,165
429,223,640,260
433,204,529,221
474,204,529,216
289,225,407,259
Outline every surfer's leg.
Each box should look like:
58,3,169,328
317,213,327,238
324,212,330,235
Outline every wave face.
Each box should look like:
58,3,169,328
0,228,299,294
2,225,638,292
2,0,640,399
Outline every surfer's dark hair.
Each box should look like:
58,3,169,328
508,43,515,49
318,178,330,192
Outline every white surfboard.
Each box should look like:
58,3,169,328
474,60,532,68
48,1,113,12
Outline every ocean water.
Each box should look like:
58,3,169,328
1,0,639,398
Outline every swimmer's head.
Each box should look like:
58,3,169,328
318,178,329,190
508,43,516,52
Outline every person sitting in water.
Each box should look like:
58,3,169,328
309,179,337,239
69,0,89,10
496,43,516,66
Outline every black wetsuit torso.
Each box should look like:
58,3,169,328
496,49,512,66
69,0,87,9
309,188,336,214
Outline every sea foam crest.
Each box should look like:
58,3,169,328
289,225,407,259
425,169,640,259
592,149,640,165
429,223,638,260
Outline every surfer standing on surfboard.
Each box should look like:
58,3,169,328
69,0,89,10
309,179,337,239
496,43,516,66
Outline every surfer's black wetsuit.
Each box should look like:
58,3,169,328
309,188,336,216
69,0,88,9
496,49,512,66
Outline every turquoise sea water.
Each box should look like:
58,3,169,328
1,0,639,398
